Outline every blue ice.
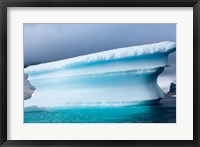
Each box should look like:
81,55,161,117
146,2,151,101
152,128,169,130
24,41,176,108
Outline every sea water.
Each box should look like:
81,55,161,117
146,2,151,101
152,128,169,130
24,96,176,123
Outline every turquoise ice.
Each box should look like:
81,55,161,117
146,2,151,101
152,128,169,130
24,41,176,108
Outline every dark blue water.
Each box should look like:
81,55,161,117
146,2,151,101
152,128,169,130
24,96,176,123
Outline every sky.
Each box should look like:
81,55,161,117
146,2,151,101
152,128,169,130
24,24,176,88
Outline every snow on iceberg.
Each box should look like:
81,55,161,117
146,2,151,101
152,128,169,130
24,41,176,107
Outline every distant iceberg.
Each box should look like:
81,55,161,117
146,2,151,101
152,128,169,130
24,73,36,100
24,41,176,107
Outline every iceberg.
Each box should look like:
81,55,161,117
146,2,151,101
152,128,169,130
24,73,36,100
24,41,176,107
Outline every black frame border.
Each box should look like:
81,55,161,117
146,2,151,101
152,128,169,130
0,0,199,146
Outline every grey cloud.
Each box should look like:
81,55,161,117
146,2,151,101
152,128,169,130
24,24,176,67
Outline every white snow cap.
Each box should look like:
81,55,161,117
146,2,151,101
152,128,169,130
25,41,176,72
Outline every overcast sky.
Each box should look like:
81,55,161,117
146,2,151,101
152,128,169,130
24,24,176,87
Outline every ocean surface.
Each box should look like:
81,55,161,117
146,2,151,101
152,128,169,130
24,96,176,123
